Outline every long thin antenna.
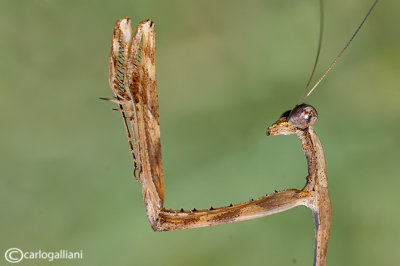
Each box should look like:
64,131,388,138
304,0,379,99
298,0,324,104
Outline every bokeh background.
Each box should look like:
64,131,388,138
1,0,399,265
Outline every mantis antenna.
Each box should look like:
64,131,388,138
299,0,379,102
298,0,324,104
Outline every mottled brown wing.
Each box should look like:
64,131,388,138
108,18,164,222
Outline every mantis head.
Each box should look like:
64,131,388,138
266,104,318,136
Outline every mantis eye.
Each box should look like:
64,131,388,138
280,110,291,118
288,104,318,127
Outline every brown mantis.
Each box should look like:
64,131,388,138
103,1,378,265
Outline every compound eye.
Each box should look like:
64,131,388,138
288,104,318,127
280,110,291,118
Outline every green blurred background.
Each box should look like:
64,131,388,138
1,0,399,265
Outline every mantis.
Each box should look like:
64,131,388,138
103,1,378,265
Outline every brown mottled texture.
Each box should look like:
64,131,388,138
106,18,331,266
157,189,312,231
267,114,331,266
108,18,164,224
